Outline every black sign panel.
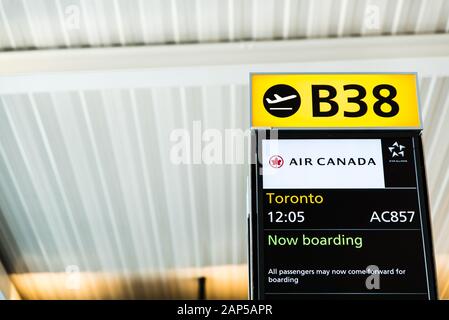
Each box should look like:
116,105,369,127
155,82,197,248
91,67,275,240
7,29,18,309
249,130,437,299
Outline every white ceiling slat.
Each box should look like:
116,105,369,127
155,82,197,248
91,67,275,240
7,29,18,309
171,0,196,44
178,87,204,292
129,88,169,298
200,86,219,269
421,77,438,123
137,88,175,297
79,0,95,47
28,93,101,298
149,87,189,297
342,0,359,37
109,90,149,274
428,164,449,226
380,0,396,34
29,93,88,268
97,0,119,46
209,86,234,266
417,77,430,120
0,96,68,300
414,0,428,34
130,89,165,270
281,0,291,39
139,0,168,44
359,0,370,36
50,91,116,298
217,87,233,266
423,78,446,156
345,0,363,37
102,89,160,299
291,0,309,38
0,98,65,300
231,0,247,40
137,0,150,44
180,87,202,270
250,0,258,40
201,85,233,268
117,0,145,46
101,91,142,293
427,169,449,248
0,1,16,49
229,84,239,268
112,0,126,46
31,98,93,300
54,0,71,48
82,0,118,47
239,84,250,265
446,10,449,33
424,81,449,194
100,90,147,299
138,88,177,297
1,0,449,51
197,0,227,43
169,0,181,44
253,0,283,40
337,0,349,37
391,0,404,34
415,0,445,34
231,84,250,266
305,0,315,38
0,142,44,274
78,91,132,299
41,0,66,47
313,0,333,38
195,0,204,42
227,0,235,41
361,0,389,36
58,0,87,48
437,0,449,33
20,0,38,48
0,190,24,272
2,96,65,272
284,0,298,38
0,113,36,275
436,197,449,251
426,90,449,165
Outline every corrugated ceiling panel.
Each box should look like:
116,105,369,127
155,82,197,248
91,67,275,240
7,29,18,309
1,0,449,50
0,85,249,299
420,77,449,287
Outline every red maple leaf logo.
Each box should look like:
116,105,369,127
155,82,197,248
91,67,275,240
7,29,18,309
269,155,284,168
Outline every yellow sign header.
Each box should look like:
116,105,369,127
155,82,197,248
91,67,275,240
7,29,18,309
251,73,421,129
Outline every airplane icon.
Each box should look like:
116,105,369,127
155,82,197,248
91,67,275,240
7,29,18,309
265,94,297,110
265,94,297,104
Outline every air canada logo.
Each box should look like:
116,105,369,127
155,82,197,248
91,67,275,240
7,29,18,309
263,84,301,118
389,141,405,158
269,155,284,168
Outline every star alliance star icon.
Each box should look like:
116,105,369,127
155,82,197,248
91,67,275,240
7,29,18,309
389,141,405,158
